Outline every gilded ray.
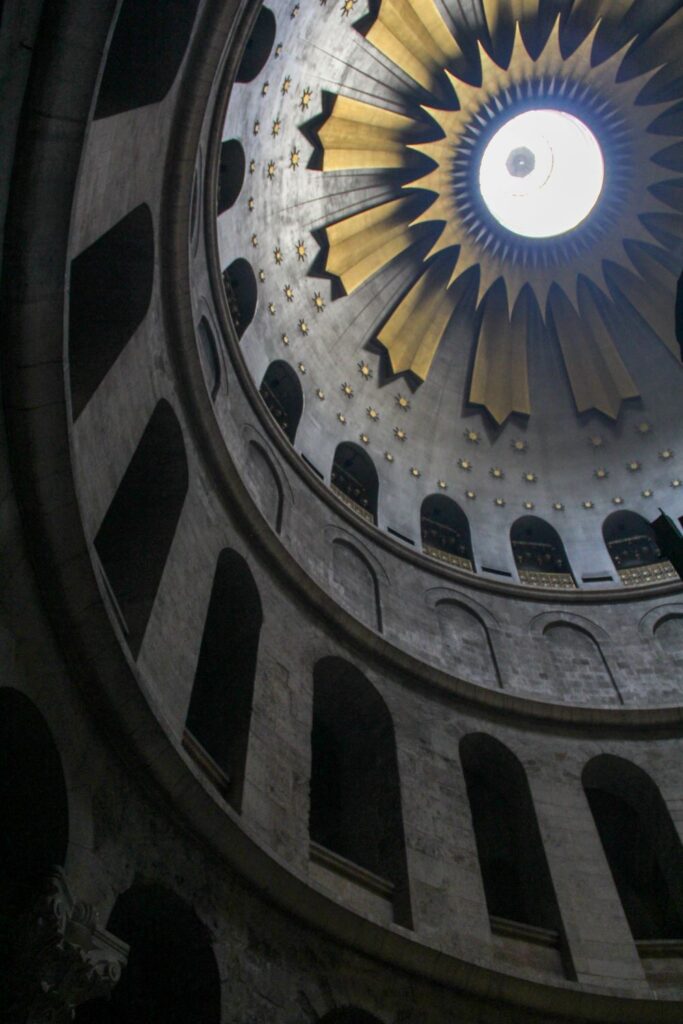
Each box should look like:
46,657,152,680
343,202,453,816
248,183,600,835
325,197,428,294
550,281,638,418
318,96,422,171
469,284,531,424
365,0,463,94
606,247,681,360
378,261,458,379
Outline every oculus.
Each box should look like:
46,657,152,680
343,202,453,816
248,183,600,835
315,0,683,424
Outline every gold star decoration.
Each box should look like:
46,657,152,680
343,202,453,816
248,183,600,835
357,361,373,379
248,196,255,211
268,302,276,315
523,501,535,511
313,292,325,312
267,161,276,180
300,87,313,111
627,461,641,472
316,388,325,400
613,496,624,505
272,119,281,136
523,471,537,484
291,4,300,17
253,120,260,135
490,467,504,480
341,0,356,15
438,480,448,490
465,490,476,501
341,382,353,398
273,246,283,265
360,433,370,444
642,489,654,498
464,429,480,444
249,159,256,174
295,239,307,261
275,43,283,57
410,466,421,478
290,147,300,169
251,234,258,247
298,361,306,374
660,449,674,460
385,451,394,462
582,500,595,510
637,421,653,435
458,458,472,471
395,393,410,411
367,407,379,421
258,269,265,282
494,497,506,507
281,333,289,345
337,412,347,424
394,426,407,442
672,480,682,488
284,284,295,302
588,436,604,448
512,439,528,453
282,76,291,94
262,82,269,96
553,502,565,512
298,319,309,335
595,468,609,480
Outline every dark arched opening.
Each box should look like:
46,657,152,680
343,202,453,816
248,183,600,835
259,360,303,443
310,658,411,925
69,204,154,420
583,755,683,943
603,510,672,585
217,139,245,215
94,399,189,657
511,515,574,588
235,7,276,83
197,317,221,401
75,883,220,1024
184,549,263,811
94,0,201,119
331,443,379,524
223,258,257,339
460,734,566,947
421,494,474,570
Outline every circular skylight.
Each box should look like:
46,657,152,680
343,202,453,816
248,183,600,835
478,109,605,238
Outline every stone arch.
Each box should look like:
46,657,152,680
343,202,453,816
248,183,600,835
510,515,573,582
69,204,154,420
542,622,620,704
246,441,284,533
653,614,683,648
460,733,565,938
310,658,411,926
197,316,221,401
436,600,501,687
331,442,379,524
94,0,201,119
583,755,683,941
184,549,263,811
94,399,189,657
0,688,69,918
332,539,382,632
421,493,474,570
75,883,220,1024
259,359,303,443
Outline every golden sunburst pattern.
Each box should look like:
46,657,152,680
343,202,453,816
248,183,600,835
316,0,683,424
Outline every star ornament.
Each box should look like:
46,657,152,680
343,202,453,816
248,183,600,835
314,0,683,425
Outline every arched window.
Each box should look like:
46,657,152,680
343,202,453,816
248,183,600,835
583,756,683,943
75,884,220,1024
0,690,68,921
460,734,564,939
310,658,411,925
259,360,303,443
603,510,674,585
223,258,257,339
184,550,262,811
235,7,276,83
94,400,189,657
217,139,245,215
331,443,379,524
511,515,575,588
69,204,154,419
421,494,474,570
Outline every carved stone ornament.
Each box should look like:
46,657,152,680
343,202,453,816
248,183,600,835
7,867,128,1024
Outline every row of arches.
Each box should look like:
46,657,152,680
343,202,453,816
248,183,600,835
255,364,671,585
4,680,682,1011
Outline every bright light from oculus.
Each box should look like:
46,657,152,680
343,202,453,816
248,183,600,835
478,109,605,239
